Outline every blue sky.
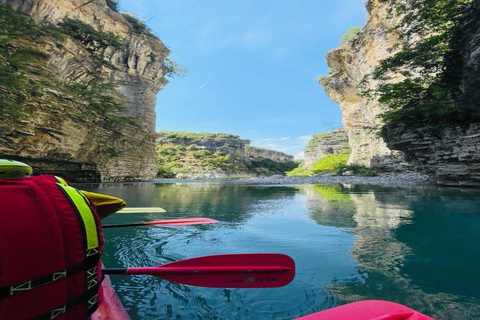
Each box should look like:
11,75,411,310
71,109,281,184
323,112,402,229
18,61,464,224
119,0,367,158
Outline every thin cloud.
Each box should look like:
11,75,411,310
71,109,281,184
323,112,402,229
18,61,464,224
199,79,211,90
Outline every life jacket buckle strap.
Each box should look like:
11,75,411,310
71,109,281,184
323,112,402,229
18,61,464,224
87,278,98,290
50,306,66,319
86,248,99,257
52,271,67,281
10,280,32,295
88,294,99,308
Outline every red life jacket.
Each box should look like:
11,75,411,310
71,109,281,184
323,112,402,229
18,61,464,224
0,175,104,320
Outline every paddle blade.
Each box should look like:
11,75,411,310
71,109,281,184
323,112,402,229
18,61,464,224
118,207,166,213
143,218,219,226
125,253,295,288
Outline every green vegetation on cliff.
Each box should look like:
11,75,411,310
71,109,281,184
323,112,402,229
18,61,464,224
372,0,475,126
340,26,361,44
156,131,297,178
159,131,240,140
311,153,350,174
157,144,235,178
0,4,134,127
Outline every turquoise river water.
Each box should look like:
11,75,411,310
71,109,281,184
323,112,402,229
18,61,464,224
81,181,480,320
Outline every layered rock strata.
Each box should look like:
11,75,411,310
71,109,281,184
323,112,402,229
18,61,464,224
383,122,480,187
0,0,169,182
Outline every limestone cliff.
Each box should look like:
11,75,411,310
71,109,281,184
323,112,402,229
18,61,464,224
0,0,170,182
381,0,480,186
303,128,349,169
320,0,480,185
319,0,405,168
156,131,297,179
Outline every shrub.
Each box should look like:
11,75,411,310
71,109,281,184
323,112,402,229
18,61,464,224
286,167,312,176
164,58,188,78
311,154,350,174
58,18,124,52
335,164,377,176
122,12,148,33
105,0,119,12
340,26,361,44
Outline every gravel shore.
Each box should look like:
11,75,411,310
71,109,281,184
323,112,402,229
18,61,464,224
233,172,436,187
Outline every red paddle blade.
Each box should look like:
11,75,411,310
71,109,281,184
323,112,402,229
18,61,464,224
143,218,219,226
126,253,295,288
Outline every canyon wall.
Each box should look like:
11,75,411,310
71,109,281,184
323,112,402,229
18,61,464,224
381,0,480,186
320,0,480,185
156,132,297,178
0,0,169,182
319,0,404,168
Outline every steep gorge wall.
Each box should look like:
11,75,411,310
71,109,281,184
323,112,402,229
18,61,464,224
0,0,169,182
319,0,406,168
382,0,480,186
319,0,480,185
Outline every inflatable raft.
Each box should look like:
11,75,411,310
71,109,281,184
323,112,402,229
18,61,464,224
91,274,131,320
295,300,434,320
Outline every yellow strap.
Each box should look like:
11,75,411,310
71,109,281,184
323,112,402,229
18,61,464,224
54,176,69,186
58,185,99,251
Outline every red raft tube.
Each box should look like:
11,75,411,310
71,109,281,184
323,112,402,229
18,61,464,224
91,274,131,320
295,300,434,320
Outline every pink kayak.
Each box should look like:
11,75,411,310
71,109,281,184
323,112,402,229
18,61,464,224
91,274,131,320
295,300,434,320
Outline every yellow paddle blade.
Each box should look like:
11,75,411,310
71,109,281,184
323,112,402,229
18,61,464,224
118,207,167,213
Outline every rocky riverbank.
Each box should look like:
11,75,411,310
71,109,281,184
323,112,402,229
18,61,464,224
233,172,436,187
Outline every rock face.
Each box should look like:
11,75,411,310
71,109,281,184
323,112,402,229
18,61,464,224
380,0,480,186
319,0,406,168
0,0,170,182
320,0,480,185
244,145,295,163
453,0,480,112
156,132,297,178
383,122,480,186
303,128,349,169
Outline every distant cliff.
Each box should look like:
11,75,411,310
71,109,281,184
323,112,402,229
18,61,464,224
319,0,480,186
0,0,170,182
303,128,349,169
156,131,297,179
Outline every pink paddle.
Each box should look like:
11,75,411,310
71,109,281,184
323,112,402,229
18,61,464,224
103,253,295,288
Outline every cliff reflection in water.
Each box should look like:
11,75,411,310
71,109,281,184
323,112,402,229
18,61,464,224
301,184,480,319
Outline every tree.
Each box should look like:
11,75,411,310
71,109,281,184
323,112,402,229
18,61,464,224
340,26,361,44
372,0,474,125
164,58,187,78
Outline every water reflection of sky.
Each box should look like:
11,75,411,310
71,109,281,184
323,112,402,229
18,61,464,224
82,182,480,319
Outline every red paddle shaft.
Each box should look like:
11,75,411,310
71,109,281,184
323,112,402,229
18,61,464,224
102,217,219,229
103,253,295,288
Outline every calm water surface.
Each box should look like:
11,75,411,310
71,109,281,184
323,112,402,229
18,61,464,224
81,181,480,320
